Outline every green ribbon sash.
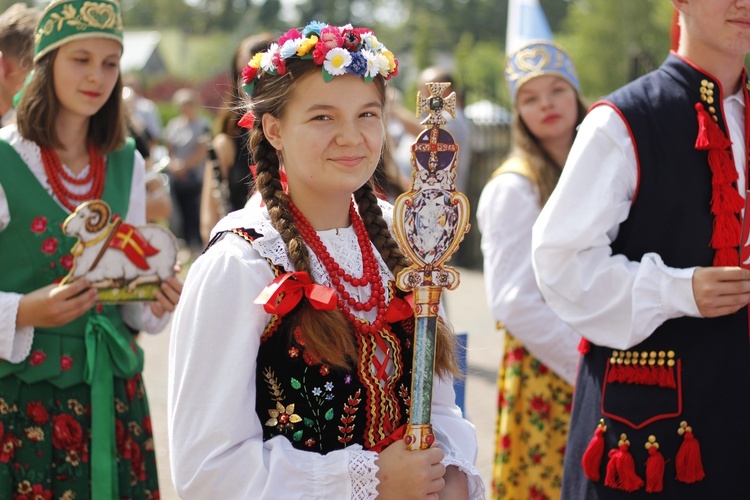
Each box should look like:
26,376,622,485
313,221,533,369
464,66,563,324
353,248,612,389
83,314,141,499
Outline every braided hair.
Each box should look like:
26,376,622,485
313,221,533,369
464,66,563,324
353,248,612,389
248,58,458,376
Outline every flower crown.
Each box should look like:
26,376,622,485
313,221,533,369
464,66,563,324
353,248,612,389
241,21,399,98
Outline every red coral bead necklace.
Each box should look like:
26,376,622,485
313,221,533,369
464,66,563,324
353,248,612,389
41,143,105,212
289,199,387,335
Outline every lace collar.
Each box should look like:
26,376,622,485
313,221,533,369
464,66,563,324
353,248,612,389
214,200,396,289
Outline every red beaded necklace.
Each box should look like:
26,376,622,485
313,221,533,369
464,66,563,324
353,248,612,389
289,199,387,335
41,143,105,212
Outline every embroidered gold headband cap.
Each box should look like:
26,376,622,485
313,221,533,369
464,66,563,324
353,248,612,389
505,40,580,100
34,0,123,63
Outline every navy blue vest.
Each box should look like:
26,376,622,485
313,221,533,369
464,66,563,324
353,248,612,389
562,54,750,499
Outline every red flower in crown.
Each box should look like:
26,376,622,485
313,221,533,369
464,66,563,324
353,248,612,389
242,64,259,84
313,26,344,64
341,28,363,51
278,28,302,46
30,216,48,234
272,53,287,75
41,237,58,255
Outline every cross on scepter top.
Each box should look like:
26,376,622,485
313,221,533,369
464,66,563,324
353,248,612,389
416,82,457,127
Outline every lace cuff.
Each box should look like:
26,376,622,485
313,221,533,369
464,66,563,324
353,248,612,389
0,292,33,363
443,457,486,500
348,448,379,500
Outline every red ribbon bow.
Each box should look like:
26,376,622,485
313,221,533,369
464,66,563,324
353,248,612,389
237,111,255,129
384,293,414,323
254,272,336,316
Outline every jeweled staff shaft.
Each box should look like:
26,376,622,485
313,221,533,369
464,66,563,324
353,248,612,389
392,82,471,451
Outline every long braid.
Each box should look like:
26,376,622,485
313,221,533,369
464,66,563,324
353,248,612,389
353,182,410,275
353,182,459,377
253,135,313,274
252,126,355,368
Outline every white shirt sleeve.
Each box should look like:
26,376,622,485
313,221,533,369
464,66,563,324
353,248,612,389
531,105,702,350
477,173,581,384
168,234,375,499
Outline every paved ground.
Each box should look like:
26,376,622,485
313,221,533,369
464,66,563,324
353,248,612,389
141,265,500,499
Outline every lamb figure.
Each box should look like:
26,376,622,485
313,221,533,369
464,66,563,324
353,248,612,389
62,200,178,294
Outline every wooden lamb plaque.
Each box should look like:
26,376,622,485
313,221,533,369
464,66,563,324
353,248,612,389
60,200,179,303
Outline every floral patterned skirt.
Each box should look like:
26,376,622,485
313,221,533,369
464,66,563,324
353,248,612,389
492,332,574,500
0,374,159,499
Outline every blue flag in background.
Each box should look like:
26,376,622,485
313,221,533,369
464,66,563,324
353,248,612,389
506,0,553,54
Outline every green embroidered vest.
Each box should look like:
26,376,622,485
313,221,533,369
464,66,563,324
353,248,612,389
0,138,144,388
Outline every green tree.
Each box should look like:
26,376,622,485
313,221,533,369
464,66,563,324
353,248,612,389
540,0,571,33
558,0,672,100
455,34,506,106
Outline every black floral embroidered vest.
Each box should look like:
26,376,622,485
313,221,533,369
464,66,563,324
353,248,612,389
222,227,415,455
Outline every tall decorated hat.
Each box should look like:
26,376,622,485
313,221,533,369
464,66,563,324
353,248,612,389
34,0,123,63
505,40,580,99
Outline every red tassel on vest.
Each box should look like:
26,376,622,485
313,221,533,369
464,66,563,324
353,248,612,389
644,436,665,493
694,102,743,266
604,434,644,492
582,419,606,481
676,421,706,483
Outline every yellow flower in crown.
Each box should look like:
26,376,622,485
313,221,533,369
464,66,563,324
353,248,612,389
505,40,580,99
297,35,318,57
34,0,123,63
248,51,263,70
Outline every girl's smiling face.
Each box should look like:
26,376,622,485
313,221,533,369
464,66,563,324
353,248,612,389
262,71,385,209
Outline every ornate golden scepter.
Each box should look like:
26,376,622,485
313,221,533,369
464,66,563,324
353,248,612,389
392,82,471,451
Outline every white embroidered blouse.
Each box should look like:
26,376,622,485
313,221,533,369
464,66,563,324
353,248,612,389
168,202,484,499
